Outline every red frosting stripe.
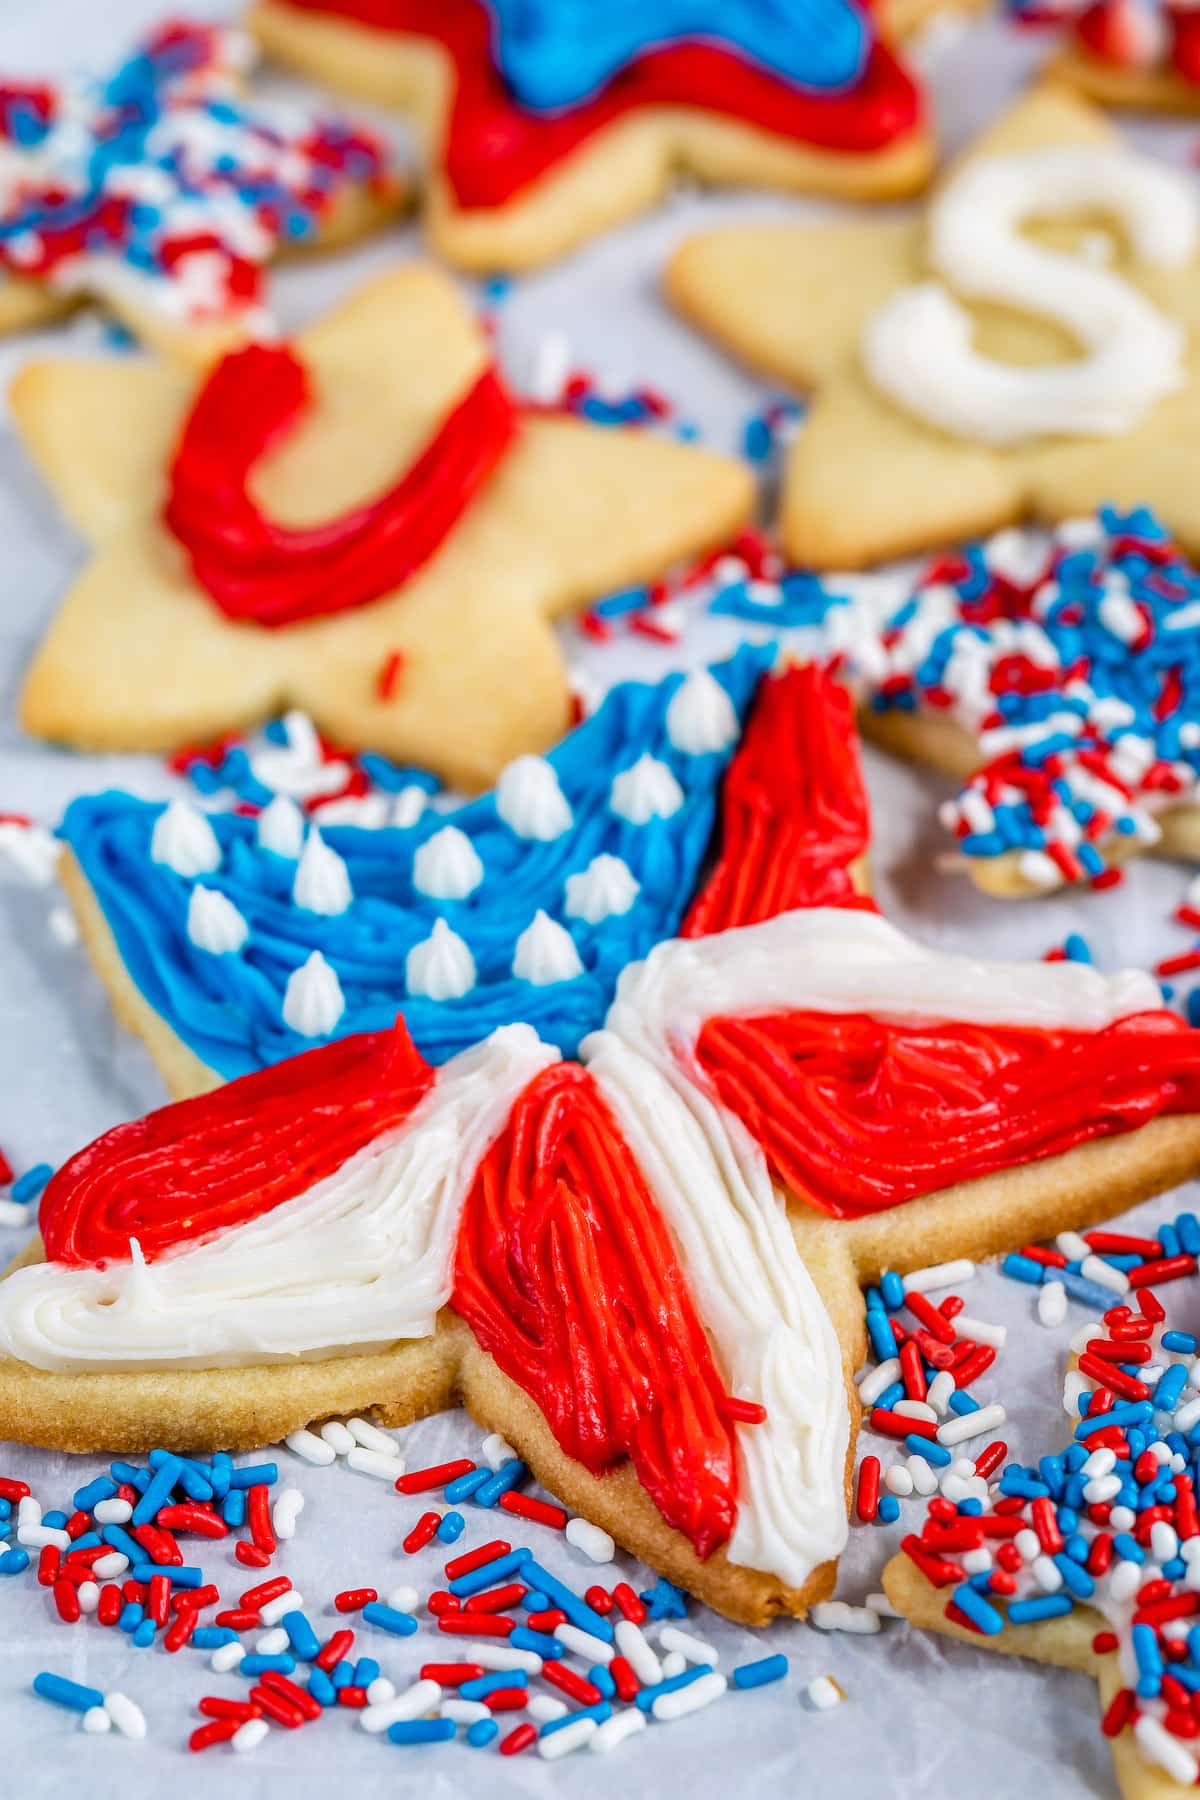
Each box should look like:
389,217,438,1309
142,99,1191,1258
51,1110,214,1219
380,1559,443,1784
452,1061,738,1559
276,0,923,208
684,663,874,936
694,1008,1200,1220
165,343,518,627
40,1020,434,1266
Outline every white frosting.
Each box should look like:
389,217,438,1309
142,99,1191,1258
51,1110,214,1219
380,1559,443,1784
187,886,249,955
0,1030,556,1372
150,799,221,877
584,1029,849,1591
609,755,685,825
512,910,585,986
256,795,305,859
564,854,640,924
603,906,1160,1049
282,950,345,1037
412,826,484,900
292,828,353,916
406,919,477,1001
496,756,573,841
665,671,740,756
864,144,1199,445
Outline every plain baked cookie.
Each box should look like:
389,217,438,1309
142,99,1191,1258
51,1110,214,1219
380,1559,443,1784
12,264,753,789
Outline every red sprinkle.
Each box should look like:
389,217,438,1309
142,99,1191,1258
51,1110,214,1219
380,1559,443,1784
37,1545,60,1587
235,1543,272,1569
403,1512,442,1555
870,1409,938,1441
1092,1630,1119,1655
315,1629,354,1672
165,1608,198,1653
337,1686,368,1709
396,1460,476,1495
610,1654,641,1702
334,1588,376,1614
973,1441,1007,1482
856,1455,881,1523
542,1661,603,1706
584,1585,613,1616
0,1478,30,1502
485,1687,528,1712
497,1492,567,1529
53,1577,81,1623
377,648,405,701
421,1663,486,1686
241,1576,291,1609
97,1585,123,1627
249,1685,304,1729
157,1505,228,1539
500,1723,537,1756
247,1484,275,1556
611,1583,646,1624
427,1590,461,1616
1129,1255,1197,1290
148,1573,171,1627
198,1697,261,1721
445,1541,511,1581
438,1613,513,1638
1101,1687,1137,1738
190,1719,240,1752
525,1609,567,1633
465,1583,528,1615
261,1669,322,1722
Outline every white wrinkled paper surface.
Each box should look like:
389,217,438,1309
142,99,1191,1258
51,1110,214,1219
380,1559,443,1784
1,3,1198,1792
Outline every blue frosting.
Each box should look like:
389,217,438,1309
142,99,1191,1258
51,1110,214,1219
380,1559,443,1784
487,0,868,111
62,646,775,1081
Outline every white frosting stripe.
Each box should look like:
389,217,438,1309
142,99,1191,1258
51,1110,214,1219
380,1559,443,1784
864,145,1199,446
585,1031,849,1590
0,1027,558,1373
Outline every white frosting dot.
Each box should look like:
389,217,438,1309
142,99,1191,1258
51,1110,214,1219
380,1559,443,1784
564,854,640,924
664,669,739,756
150,799,221,877
495,755,573,841
282,950,345,1037
256,794,305,858
609,754,684,825
512,910,584,986
187,885,249,955
412,826,484,900
292,827,353,916
406,918,477,1001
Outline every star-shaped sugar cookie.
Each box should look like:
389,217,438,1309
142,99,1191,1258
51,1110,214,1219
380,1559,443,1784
0,20,403,362
666,85,1200,571
249,0,934,272
10,660,1200,1628
12,263,753,790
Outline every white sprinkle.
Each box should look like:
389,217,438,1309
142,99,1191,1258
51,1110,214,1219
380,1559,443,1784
387,1585,419,1615
1083,1474,1122,1505
883,1465,913,1498
926,1371,956,1416
805,1675,846,1711
906,1455,938,1497
18,1525,70,1550
658,1626,718,1665
1176,1395,1200,1433
467,1643,543,1674
659,1651,687,1679
361,1681,442,1733
892,1399,938,1423
1080,1254,1130,1296
77,1583,100,1615
1063,1371,1089,1417
16,1498,41,1529
482,1434,516,1471
951,1315,1006,1351
590,1708,648,1753
259,1591,300,1627
1032,1555,1063,1593
1153,1521,1180,1564
902,1260,975,1294
809,1602,880,1635
346,1446,403,1483
1014,1529,1040,1563
285,1428,335,1467
82,1706,112,1734
103,1693,146,1740
565,1517,615,1564
614,1619,662,1686
256,1628,290,1655
866,1593,902,1620
320,1420,356,1456
937,1403,1006,1447
346,1417,401,1459
1038,1281,1067,1328
651,1671,727,1720
856,1358,901,1405
528,1696,568,1723
1135,1715,1199,1785
211,1642,245,1673
232,1718,270,1754
539,1717,599,1759
366,1678,396,1707
1056,1231,1091,1261
272,1487,304,1541
961,1548,993,1576
1109,1506,1137,1533
555,1623,615,1665
92,1552,128,1580
48,905,79,946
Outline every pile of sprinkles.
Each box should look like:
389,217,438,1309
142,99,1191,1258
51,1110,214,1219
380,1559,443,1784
820,505,1200,893
898,1247,1200,1788
4,1421,843,1761
0,20,393,330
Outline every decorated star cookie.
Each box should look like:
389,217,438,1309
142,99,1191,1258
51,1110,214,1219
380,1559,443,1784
666,86,1200,570
819,506,1200,897
248,0,934,273
12,263,752,786
0,19,402,360
8,660,1200,1628
1013,0,1200,114
883,1279,1200,1797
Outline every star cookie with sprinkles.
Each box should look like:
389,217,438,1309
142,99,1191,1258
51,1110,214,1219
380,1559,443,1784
818,506,1200,897
0,19,403,360
1012,0,1200,115
882,1272,1200,1798
13,657,1200,1625
248,0,934,273
11,262,753,786
666,85,1200,570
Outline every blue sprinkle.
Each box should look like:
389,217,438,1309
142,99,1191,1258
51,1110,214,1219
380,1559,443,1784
510,1627,564,1658
73,1477,117,1513
11,1163,53,1204
228,1462,276,1490
240,1654,297,1676
1007,1594,1074,1624
636,1667,714,1713
41,1510,68,1530
467,1718,499,1747
590,1665,616,1699
951,1584,1004,1636
132,1619,157,1648
472,1461,527,1507
444,1468,492,1504
362,1603,418,1637
866,1311,897,1362
949,1391,980,1416
919,1440,952,1469
282,1610,321,1661
388,1719,456,1745
33,1672,104,1712
1002,1254,1046,1287
732,1653,789,1690
118,1603,143,1633
541,1701,612,1735
460,1671,528,1702
436,1511,466,1544
638,1577,688,1622
193,1627,236,1649
1163,1330,1199,1355
525,1561,614,1639
353,1658,380,1688
131,1454,182,1525
449,1549,532,1598
877,1495,902,1524
222,1490,246,1528
880,1270,905,1310
308,1668,337,1707
0,1547,30,1575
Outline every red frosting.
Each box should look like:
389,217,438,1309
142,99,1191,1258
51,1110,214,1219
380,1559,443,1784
275,0,923,208
40,1020,434,1265
452,1061,738,1559
694,1007,1200,1220
684,663,875,937
165,342,518,627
